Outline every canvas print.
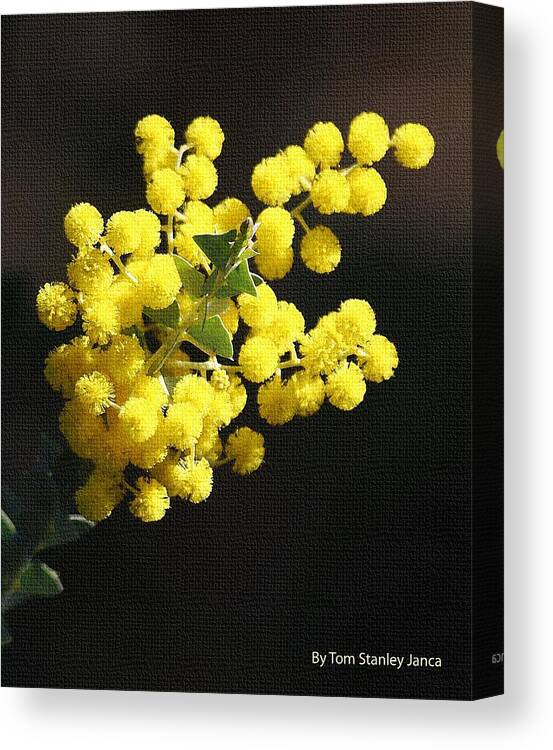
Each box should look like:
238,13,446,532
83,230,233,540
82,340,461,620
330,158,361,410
1,3,504,699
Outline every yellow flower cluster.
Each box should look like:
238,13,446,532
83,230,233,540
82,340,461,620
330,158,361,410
37,113,402,524
251,112,435,277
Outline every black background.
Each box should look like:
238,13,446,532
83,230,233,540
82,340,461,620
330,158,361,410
1,3,503,699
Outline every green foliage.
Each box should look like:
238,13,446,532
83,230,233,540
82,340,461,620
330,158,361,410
173,255,205,298
192,230,237,269
143,300,180,328
187,315,233,359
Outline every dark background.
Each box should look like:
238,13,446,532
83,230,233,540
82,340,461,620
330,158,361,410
1,3,503,699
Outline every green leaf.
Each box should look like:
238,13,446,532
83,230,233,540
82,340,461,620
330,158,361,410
206,298,230,318
173,255,205,298
251,273,264,287
225,260,257,297
193,231,236,269
1,509,16,543
187,316,233,359
18,561,63,598
143,300,180,328
39,515,94,550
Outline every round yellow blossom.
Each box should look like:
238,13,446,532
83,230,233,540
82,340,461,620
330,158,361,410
238,336,280,383
220,299,239,335
81,294,121,345
226,427,265,475
303,121,344,168
172,374,215,416
197,431,223,464
300,313,347,375
129,427,169,470
358,334,399,382
163,402,203,450
118,396,159,443
251,154,294,206
347,112,390,166
36,282,77,331
180,457,213,503
289,370,326,417
310,169,350,214
179,154,218,200
237,283,278,328
210,368,230,391
139,254,181,310
300,225,341,274
135,114,175,154
59,400,106,461
227,375,248,418
67,247,114,294
497,130,504,169
184,200,215,229
76,470,123,522
146,168,185,214
44,336,96,398
142,145,178,180
107,277,143,329
345,167,387,216
205,389,233,428
282,145,316,194
256,207,295,252
335,299,376,348
74,371,114,415
213,197,250,233
254,244,294,280
255,301,304,355
130,374,168,409
185,116,224,160
174,224,210,268
391,123,435,169
133,209,161,257
152,454,189,497
325,361,366,410
94,422,132,471
64,203,103,248
257,375,297,425
129,477,170,522
99,334,145,387
105,211,140,255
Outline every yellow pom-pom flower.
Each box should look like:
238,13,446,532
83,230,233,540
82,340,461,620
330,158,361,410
220,299,239,335
213,197,250,232
128,428,168,470
146,168,185,214
282,145,316,194
129,477,170,522
179,154,218,200
237,283,278,328
152,454,189,497
133,209,161,257
238,336,280,382
391,123,435,169
36,282,77,331
347,112,390,166
226,427,265,475
210,368,231,391
335,298,376,348
325,362,366,410
163,402,203,451
81,295,121,345
256,207,295,253
303,121,344,168
64,203,104,248
172,374,215,417
227,375,248,418
44,336,97,398
99,334,145,387
76,470,123,522
300,225,341,274
67,247,114,294
74,371,114,415
180,457,213,503
107,277,144,329
310,169,350,214
345,167,387,216
118,396,159,443
105,211,141,255
255,301,304,356
254,244,294,280
135,114,175,154
289,370,326,417
300,314,347,375
185,116,224,160
358,334,399,382
138,254,181,310
257,375,297,425
251,154,294,206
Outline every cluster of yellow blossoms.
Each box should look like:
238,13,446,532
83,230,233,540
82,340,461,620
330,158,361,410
250,113,435,277
36,113,401,524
